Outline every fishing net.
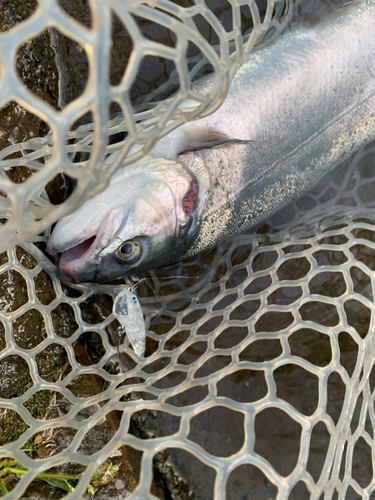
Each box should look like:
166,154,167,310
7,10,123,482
0,0,294,252
0,0,374,499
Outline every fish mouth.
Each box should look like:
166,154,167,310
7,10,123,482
58,235,97,281
53,207,126,282
59,236,96,262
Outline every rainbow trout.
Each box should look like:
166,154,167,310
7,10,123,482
48,0,375,283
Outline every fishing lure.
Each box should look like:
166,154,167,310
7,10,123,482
113,287,146,358
113,275,200,358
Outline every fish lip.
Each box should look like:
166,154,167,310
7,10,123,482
59,235,97,267
47,228,97,256
57,207,126,282
57,233,101,282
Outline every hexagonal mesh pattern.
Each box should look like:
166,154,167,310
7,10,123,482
0,0,294,252
1,1,375,499
0,140,374,498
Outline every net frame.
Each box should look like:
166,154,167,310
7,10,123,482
0,0,375,499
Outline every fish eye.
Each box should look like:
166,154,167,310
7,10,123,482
117,241,141,262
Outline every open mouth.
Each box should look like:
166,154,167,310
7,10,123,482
59,235,96,266
52,206,128,283
182,170,198,215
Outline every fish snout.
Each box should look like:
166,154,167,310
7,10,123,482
46,239,58,256
58,255,103,283
58,263,77,283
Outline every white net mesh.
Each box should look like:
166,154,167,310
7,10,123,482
1,1,375,499
0,0,294,252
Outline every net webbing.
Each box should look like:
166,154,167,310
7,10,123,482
0,1,374,499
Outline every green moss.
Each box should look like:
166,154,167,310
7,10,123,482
35,344,69,381
0,409,29,446
21,439,47,458
127,475,137,491
23,390,52,420
66,374,104,398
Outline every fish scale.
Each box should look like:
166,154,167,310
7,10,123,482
48,0,375,283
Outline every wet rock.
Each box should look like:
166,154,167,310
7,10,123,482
0,355,32,399
0,269,28,313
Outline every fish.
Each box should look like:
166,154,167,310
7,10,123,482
47,0,375,283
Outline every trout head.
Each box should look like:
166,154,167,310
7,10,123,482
47,156,204,283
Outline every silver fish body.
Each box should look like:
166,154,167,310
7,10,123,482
48,0,375,283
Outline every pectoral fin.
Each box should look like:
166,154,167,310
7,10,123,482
178,130,252,154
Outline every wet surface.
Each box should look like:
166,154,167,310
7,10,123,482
1,171,374,498
0,0,55,167
1,2,375,499
126,151,375,498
